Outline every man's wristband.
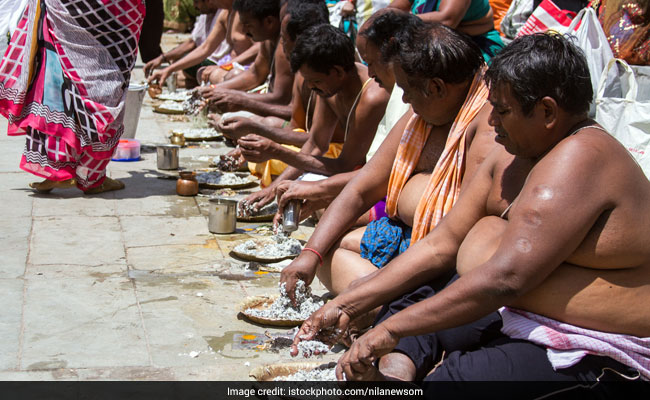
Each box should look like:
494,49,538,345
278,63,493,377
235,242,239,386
302,247,323,266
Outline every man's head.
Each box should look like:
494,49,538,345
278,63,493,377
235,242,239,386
357,9,423,89
280,1,329,58
193,0,231,14
290,24,356,98
391,22,483,124
485,33,593,158
233,0,281,42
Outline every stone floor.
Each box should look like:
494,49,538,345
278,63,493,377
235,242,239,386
0,34,339,381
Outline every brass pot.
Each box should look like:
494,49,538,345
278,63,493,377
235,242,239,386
170,132,185,147
176,171,198,196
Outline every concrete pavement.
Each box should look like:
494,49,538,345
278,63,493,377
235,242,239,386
0,34,338,381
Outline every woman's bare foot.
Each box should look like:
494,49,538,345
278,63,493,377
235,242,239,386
29,178,76,193
83,177,125,195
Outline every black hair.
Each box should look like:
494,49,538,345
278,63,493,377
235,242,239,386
360,10,424,63
233,0,280,21
393,22,483,88
290,24,355,74
286,2,329,42
485,33,593,116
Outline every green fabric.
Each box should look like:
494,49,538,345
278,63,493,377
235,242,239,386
163,0,199,30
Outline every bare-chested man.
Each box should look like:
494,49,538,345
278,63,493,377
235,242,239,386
294,34,650,393
279,20,497,299
239,23,390,209
198,0,294,115
146,0,256,88
215,1,331,145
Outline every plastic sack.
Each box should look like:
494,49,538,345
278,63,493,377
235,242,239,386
564,7,614,116
515,0,576,37
595,59,650,180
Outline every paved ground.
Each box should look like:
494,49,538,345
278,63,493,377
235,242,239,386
0,34,338,381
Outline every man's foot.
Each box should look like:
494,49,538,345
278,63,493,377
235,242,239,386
83,177,125,195
29,178,76,193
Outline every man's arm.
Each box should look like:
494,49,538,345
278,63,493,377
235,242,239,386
209,40,273,91
255,87,389,175
143,38,196,77
148,11,229,84
378,138,612,339
206,43,295,114
279,110,412,301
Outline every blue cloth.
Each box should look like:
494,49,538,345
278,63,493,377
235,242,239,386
360,217,412,268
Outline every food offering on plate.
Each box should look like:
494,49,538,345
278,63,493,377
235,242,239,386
249,362,337,381
231,234,301,263
154,100,186,114
172,127,221,141
237,201,278,222
195,170,257,189
240,280,324,327
157,89,192,102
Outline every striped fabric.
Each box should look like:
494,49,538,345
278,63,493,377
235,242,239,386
385,67,489,243
501,307,650,380
0,0,144,189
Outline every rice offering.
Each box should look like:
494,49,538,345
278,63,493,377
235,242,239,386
238,201,278,218
173,128,218,139
296,340,330,358
183,90,207,114
244,280,323,321
274,365,337,381
233,234,302,259
157,100,185,112
196,171,249,185
213,155,241,172
157,90,192,102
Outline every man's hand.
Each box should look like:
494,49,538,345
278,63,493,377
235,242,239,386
144,55,164,78
340,0,356,16
238,134,279,163
336,324,399,381
198,87,247,113
218,117,255,141
241,186,275,213
290,301,352,356
274,180,330,225
147,67,172,86
280,253,321,307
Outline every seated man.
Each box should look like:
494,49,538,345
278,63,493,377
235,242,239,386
295,34,650,392
197,0,294,117
214,0,333,180
146,0,257,88
238,23,390,205
279,21,497,299
271,8,413,225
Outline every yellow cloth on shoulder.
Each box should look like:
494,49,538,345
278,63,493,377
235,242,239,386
385,67,489,244
248,129,343,187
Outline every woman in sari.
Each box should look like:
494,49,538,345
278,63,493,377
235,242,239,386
0,0,145,194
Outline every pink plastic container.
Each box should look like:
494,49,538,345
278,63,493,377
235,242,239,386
112,139,141,161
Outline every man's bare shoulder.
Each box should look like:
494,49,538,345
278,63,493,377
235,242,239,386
361,81,390,109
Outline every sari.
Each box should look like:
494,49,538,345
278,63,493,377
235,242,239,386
0,0,145,189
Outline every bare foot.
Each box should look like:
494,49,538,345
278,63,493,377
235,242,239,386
83,177,125,195
29,178,76,193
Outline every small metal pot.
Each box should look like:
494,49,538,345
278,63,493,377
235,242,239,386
170,132,185,147
157,144,180,170
176,171,198,196
282,199,301,233
208,198,238,234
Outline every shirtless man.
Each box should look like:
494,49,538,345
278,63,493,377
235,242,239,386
146,0,256,87
216,1,331,144
279,21,497,299
295,34,650,392
239,23,390,209
271,9,412,225
198,0,294,118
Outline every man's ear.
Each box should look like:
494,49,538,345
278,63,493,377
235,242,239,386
540,96,558,130
332,65,346,79
263,15,277,29
428,78,447,98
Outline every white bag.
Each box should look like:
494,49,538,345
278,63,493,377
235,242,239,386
595,58,650,180
563,7,614,117
500,0,534,39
